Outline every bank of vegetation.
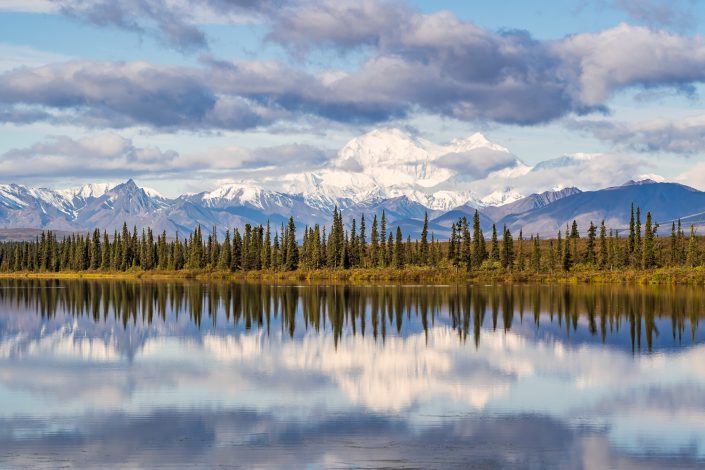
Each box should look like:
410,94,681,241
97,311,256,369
1,205,705,284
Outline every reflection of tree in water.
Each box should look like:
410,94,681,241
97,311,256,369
2,279,705,352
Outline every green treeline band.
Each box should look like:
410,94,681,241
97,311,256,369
0,204,700,273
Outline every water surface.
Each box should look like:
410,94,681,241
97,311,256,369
1,280,705,469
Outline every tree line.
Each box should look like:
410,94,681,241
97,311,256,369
0,204,701,273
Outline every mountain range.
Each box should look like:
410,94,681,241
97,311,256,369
1,128,703,240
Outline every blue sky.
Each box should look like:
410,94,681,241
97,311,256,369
1,0,704,196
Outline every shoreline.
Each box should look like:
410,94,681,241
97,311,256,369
0,266,704,284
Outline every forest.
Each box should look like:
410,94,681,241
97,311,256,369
0,204,700,275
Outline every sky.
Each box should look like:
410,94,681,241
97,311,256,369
1,0,705,196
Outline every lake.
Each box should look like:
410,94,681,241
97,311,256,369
1,279,705,469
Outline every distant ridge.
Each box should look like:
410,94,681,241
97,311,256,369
1,178,704,240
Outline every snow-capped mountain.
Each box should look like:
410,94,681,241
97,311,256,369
1,128,699,238
275,128,527,211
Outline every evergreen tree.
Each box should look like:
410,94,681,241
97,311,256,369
349,218,359,268
232,229,242,271
570,220,580,239
516,229,525,271
284,217,298,271
678,219,686,264
472,210,486,266
394,226,403,269
359,214,367,267
489,224,499,262
261,222,271,270
420,212,429,265
379,211,387,267
642,211,655,269
101,231,110,271
599,221,608,269
219,230,232,270
562,230,573,271
500,226,513,269
628,203,635,254
370,215,379,267
633,206,642,266
448,221,459,267
89,229,101,270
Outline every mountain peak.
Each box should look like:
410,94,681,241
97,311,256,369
58,182,115,201
448,132,509,153
622,178,659,186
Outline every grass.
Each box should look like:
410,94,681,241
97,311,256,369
2,266,705,284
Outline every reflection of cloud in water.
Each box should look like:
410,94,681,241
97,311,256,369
0,408,700,469
202,329,513,411
3,321,705,460
0,322,120,362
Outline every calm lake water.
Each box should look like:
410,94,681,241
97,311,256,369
1,280,705,469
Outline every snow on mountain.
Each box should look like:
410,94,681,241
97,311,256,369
5,128,664,237
0,185,32,210
479,189,524,207
58,183,114,201
200,182,294,210
276,127,527,211
333,128,453,188
0,184,75,216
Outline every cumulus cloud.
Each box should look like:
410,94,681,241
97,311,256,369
612,0,697,31
1,9,705,130
553,23,705,107
0,133,331,180
473,152,649,197
1,133,178,178
50,0,284,51
435,148,520,180
568,115,705,155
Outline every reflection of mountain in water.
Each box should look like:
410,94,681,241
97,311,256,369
3,280,705,467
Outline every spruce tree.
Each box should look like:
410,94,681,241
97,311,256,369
90,228,101,270
359,214,367,267
370,215,379,267
562,231,573,271
379,211,387,267
490,224,499,262
500,226,513,269
628,203,635,254
472,210,485,267
394,226,403,269
219,230,232,270
420,212,429,265
261,222,271,270
101,231,110,271
642,211,655,269
517,229,525,271
284,217,298,271
599,221,608,269
232,229,242,271
633,206,642,266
